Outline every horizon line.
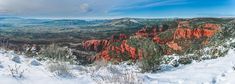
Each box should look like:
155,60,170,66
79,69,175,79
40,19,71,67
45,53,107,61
1,15,235,20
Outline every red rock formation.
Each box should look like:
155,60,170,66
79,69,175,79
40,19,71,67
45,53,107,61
83,34,128,51
119,34,128,39
135,27,148,37
135,26,161,38
203,23,220,30
185,28,192,38
110,34,128,42
203,29,216,37
155,21,220,54
83,40,110,51
173,22,220,40
153,36,161,43
83,21,220,62
95,40,141,61
166,41,182,51
177,21,190,28
174,28,187,39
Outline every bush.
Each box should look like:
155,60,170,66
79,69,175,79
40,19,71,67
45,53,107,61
8,64,26,79
40,44,76,63
140,42,164,72
184,45,229,62
91,65,143,84
178,57,192,64
233,65,235,71
47,62,74,78
128,38,164,72
93,71,142,84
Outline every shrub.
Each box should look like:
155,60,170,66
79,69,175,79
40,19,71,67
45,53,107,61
40,44,76,63
178,57,192,64
47,62,74,78
184,45,229,62
158,29,174,40
93,59,108,69
220,24,235,39
0,62,3,68
140,42,164,72
93,71,142,84
233,65,235,71
8,64,26,79
91,65,143,84
128,38,164,72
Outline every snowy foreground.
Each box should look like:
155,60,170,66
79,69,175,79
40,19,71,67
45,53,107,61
142,49,235,84
0,48,235,84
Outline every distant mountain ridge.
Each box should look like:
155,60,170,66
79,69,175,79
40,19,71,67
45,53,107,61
0,17,112,28
42,19,111,26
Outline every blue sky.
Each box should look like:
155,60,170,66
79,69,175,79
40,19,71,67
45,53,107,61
0,0,234,18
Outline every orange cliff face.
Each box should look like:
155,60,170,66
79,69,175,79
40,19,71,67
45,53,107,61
166,41,182,51
169,21,220,52
82,34,128,52
134,26,163,38
82,21,220,62
96,40,142,62
83,40,110,52
152,21,220,52
173,22,220,40
173,27,219,39
204,23,220,30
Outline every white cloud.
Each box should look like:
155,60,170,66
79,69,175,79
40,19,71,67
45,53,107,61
0,7,4,12
0,0,185,18
0,0,130,18
113,0,188,11
79,3,92,13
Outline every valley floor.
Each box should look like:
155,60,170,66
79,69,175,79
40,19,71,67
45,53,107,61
0,48,235,84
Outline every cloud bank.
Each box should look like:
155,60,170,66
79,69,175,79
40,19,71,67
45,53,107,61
0,0,233,18
0,0,128,18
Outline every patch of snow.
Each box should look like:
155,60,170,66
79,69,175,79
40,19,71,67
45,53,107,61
29,59,42,66
130,19,139,23
0,50,96,84
0,45,235,84
90,63,142,84
0,62,3,68
11,55,21,63
141,49,235,84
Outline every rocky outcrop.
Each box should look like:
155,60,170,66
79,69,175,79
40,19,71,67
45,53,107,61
83,34,128,52
83,40,110,52
96,40,142,62
174,23,220,39
82,21,220,62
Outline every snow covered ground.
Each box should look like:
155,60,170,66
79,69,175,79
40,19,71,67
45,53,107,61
142,49,235,84
0,48,235,84
0,50,95,84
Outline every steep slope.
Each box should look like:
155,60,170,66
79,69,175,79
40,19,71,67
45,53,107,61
82,20,221,62
142,48,235,84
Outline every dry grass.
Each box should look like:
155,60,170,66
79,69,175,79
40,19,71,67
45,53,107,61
47,62,74,78
8,64,26,79
90,64,143,84
40,44,76,63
